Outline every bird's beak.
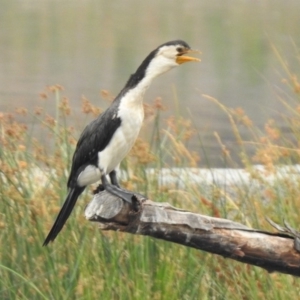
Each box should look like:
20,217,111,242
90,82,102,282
176,49,201,64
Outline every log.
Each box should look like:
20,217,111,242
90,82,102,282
85,188,300,277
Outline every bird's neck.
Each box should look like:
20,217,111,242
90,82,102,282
120,56,175,107
119,76,152,108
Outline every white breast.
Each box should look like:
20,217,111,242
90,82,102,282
98,92,145,175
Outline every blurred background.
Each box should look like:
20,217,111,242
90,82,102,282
1,0,300,167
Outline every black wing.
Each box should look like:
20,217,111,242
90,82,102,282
67,106,121,188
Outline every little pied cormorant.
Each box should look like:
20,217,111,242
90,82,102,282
43,40,200,245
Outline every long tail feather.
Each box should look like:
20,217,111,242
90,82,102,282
43,187,85,246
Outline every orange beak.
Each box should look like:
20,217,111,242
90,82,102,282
176,49,201,64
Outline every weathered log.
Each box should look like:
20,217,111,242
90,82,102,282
85,189,300,277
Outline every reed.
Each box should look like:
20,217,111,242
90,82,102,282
0,72,300,299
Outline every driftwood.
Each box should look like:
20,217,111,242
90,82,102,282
85,188,300,277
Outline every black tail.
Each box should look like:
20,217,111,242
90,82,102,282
43,186,85,246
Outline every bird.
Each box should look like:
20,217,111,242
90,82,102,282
43,40,200,245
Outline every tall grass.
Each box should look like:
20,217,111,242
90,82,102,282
1,58,300,300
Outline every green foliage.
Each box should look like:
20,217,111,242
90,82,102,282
1,77,300,299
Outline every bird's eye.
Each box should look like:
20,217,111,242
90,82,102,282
176,47,187,56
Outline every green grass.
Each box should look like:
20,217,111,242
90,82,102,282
1,76,300,300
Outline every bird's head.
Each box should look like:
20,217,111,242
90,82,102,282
157,40,200,65
143,40,200,79
125,40,200,89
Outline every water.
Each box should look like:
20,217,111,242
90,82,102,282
1,0,300,166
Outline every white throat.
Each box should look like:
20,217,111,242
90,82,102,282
124,55,177,107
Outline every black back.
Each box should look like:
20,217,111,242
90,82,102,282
67,102,121,188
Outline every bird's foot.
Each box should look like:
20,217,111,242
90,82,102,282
93,184,105,194
105,184,134,204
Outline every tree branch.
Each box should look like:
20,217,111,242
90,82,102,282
85,189,300,277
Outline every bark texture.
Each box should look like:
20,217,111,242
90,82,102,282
85,189,300,276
